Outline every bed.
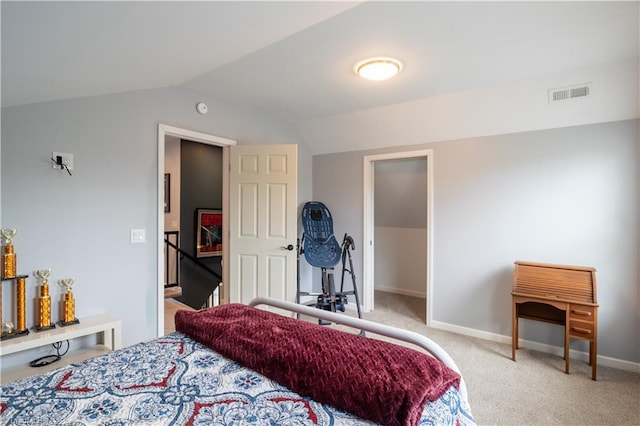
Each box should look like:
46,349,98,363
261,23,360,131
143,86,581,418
0,297,475,425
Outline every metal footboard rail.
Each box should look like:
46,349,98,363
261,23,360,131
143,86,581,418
248,297,469,403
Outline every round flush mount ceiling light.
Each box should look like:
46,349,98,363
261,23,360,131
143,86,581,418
355,57,403,81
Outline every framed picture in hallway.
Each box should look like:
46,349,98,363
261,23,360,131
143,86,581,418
196,208,222,257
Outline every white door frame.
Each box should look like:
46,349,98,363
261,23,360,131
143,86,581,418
157,124,236,337
362,149,434,326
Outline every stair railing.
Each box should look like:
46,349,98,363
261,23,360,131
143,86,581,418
164,231,180,288
164,234,222,307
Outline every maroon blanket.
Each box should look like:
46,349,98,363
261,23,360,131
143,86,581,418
175,304,460,426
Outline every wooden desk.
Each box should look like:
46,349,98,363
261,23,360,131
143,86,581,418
511,261,598,380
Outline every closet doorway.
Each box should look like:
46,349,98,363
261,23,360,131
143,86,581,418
362,149,433,325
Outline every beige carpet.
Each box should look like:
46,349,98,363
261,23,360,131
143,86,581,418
165,293,640,425
164,298,193,335
364,291,640,426
164,285,182,299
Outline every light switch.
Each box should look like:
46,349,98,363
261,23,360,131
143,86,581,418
130,229,146,244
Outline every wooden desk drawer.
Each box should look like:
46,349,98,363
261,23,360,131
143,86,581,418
569,306,596,320
569,319,595,338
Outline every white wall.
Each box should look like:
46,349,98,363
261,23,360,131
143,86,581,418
164,136,180,232
0,86,312,360
313,119,639,364
373,157,428,297
300,59,638,155
374,227,426,298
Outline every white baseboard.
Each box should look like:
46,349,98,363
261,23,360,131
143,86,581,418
374,285,426,299
297,295,318,307
430,320,640,374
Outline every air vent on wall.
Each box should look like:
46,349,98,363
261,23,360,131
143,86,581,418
548,83,591,103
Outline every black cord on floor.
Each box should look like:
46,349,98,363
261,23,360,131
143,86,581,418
29,340,70,368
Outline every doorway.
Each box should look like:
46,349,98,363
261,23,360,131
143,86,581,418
362,149,433,326
156,124,236,337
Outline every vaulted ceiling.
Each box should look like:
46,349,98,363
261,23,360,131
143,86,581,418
2,1,638,125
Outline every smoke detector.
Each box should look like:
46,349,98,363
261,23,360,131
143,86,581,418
196,102,208,114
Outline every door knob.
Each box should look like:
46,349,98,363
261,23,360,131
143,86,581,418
281,244,295,251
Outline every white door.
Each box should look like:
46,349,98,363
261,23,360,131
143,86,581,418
229,144,298,305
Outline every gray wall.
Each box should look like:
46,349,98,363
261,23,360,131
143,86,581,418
374,158,428,296
179,140,222,309
313,119,639,363
1,85,312,353
374,158,427,228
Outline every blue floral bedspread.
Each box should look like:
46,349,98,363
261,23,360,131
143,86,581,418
0,332,476,425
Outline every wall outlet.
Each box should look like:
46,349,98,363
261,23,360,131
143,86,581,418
52,152,74,170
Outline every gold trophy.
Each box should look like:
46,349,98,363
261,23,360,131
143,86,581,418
58,278,79,326
2,321,15,334
34,269,55,331
1,228,17,279
0,228,29,340
16,276,27,332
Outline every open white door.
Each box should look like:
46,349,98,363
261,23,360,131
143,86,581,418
229,144,298,305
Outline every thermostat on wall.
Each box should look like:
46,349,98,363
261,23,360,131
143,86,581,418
196,102,208,114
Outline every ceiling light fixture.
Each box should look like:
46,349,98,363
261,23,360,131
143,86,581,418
355,57,402,81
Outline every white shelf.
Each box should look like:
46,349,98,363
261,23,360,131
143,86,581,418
0,314,121,384
0,346,112,384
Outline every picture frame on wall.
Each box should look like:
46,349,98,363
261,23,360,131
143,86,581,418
164,173,170,213
196,208,222,257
